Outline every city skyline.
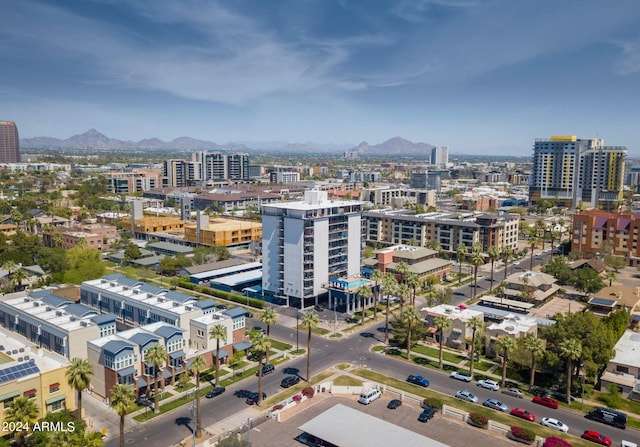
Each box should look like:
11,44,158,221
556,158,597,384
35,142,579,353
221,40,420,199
2,0,640,155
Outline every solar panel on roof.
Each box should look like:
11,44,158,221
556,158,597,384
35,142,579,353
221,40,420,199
0,362,40,384
589,297,616,306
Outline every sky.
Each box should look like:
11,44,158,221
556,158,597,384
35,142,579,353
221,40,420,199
2,0,640,155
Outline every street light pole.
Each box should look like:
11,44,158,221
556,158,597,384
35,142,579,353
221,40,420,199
296,312,299,352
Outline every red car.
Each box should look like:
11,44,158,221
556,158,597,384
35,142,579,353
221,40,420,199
532,396,559,409
510,407,536,422
582,430,611,446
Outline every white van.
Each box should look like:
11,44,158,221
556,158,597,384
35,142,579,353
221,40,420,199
358,388,381,405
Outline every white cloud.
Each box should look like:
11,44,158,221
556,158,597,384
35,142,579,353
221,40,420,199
611,40,640,75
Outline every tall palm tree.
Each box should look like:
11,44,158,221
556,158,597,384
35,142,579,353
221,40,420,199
434,315,452,369
487,246,500,290
249,331,271,406
396,283,411,315
522,335,545,391
110,384,136,447
395,261,409,284
470,248,484,299
535,219,547,250
402,307,422,360
370,269,384,321
260,307,277,336
528,235,540,271
495,336,516,387
190,355,206,438
300,311,319,381
357,285,373,325
605,270,617,287
9,268,30,291
406,273,421,306
501,246,514,281
209,324,227,386
456,244,468,285
66,358,93,419
467,315,484,377
5,397,39,446
146,344,167,413
382,273,398,344
558,338,582,403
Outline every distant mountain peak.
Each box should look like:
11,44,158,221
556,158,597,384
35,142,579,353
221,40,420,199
350,137,434,155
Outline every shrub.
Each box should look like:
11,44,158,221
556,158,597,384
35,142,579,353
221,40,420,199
510,426,536,442
468,412,488,427
272,404,284,411
422,397,443,410
542,437,573,447
292,394,302,403
302,387,315,398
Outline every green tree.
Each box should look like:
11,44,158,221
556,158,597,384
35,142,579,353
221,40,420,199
110,384,135,447
259,307,277,336
66,358,93,420
357,284,373,325
470,245,484,299
381,273,398,344
434,315,452,369
456,244,468,285
300,311,319,381
396,283,411,315
395,261,409,284
487,246,500,290
190,355,207,438
541,255,574,285
5,397,39,446
501,246,514,281
604,270,617,287
370,269,384,321
522,335,545,391
146,344,167,413
558,338,582,403
63,246,106,284
249,331,271,406
528,234,540,271
401,307,423,360
123,243,142,264
603,310,631,341
209,324,227,386
574,268,605,294
603,255,626,273
495,336,516,387
467,315,484,376
406,272,421,306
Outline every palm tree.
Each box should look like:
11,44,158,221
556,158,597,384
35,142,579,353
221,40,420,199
406,273,421,306
528,234,540,271
395,261,409,284
535,219,547,250
5,397,39,446
433,315,452,369
190,355,206,438
249,331,271,406
357,285,373,325
470,247,484,299
605,270,617,287
300,311,319,381
382,273,398,344
9,268,30,291
495,336,516,387
522,335,545,391
370,269,384,321
396,283,411,315
558,338,582,403
487,246,500,290
66,358,93,420
467,316,484,376
260,307,277,336
501,246,514,281
209,324,227,386
456,244,468,285
145,344,167,413
110,384,136,447
402,307,422,360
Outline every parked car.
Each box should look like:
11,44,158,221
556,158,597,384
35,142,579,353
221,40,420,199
502,388,524,398
582,430,612,446
450,371,473,382
455,390,478,403
252,326,266,334
418,407,436,422
406,375,430,387
541,417,569,433
387,399,403,410
477,379,500,391
483,398,509,412
256,364,275,376
510,408,535,422
205,387,226,398
314,304,325,312
532,395,559,409
245,392,267,405
280,376,301,388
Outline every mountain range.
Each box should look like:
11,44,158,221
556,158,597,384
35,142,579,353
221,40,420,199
21,129,436,155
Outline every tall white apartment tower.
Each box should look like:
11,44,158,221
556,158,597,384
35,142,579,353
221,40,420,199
261,190,364,308
431,146,449,167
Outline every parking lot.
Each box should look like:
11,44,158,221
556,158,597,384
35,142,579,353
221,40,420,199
249,394,516,447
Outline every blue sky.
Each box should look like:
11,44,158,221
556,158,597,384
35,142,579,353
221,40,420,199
2,0,640,155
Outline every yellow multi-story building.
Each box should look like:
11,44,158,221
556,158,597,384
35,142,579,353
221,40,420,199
0,328,75,422
184,216,261,246
121,216,185,235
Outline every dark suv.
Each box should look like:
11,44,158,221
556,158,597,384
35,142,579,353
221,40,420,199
281,376,301,388
205,386,225,398
256,364,275,376
418,407,436,422
246,392,267,405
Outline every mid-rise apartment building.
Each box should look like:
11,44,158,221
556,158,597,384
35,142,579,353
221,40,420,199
261,190,364,307
193,152,249,182
572,210,640,265
530,135,626,208
108,168,162,194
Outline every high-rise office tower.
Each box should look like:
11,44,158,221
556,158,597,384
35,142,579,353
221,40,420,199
530,135,626,209
261,190,364,308
0,121,20,163
430,146,448,167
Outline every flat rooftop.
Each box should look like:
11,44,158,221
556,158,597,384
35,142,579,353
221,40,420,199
611,330,640,369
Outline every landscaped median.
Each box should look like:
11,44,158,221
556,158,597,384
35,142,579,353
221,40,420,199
350,368,597,447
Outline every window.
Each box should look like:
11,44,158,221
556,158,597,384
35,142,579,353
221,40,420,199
50,383,60,393
616,365,629,374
